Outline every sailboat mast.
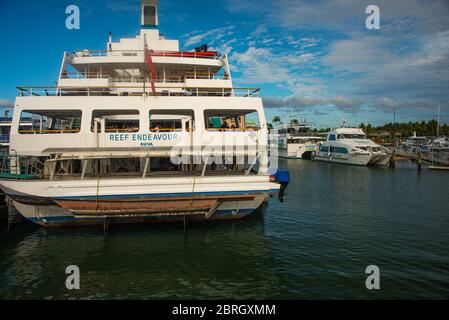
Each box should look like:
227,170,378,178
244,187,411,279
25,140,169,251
437,104,440,138
393,106,396,149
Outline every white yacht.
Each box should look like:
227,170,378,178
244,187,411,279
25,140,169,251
314,128,391,166
271,119,323,159
0,0,284,227
399,132,430,153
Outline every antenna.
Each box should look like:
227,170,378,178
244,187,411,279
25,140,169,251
339,113,347,127
437,104,440,138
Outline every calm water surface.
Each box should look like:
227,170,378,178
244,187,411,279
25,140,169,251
1,160,449,299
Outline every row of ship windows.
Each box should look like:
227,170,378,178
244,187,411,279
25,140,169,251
320,146,349,154
16,109,261,134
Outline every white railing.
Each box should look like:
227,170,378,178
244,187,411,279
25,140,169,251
60,71,230,82
71,50,219,60
17,86,260,98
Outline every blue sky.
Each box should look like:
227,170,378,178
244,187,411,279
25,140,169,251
0,0,448,127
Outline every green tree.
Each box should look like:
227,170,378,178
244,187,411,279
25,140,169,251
272,116,281,126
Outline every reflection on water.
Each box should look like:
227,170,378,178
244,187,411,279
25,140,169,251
1,160,449,299
0,207,280,299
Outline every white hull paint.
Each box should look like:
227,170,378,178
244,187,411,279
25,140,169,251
314,153,372,166
278,143,316,159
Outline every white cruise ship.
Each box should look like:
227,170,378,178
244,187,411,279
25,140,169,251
314,128,391,166
0,0,285,227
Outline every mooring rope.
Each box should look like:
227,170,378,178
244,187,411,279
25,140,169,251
95,176,100,213
190,176,196,208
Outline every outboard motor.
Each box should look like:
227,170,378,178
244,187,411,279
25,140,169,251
271,170,290,202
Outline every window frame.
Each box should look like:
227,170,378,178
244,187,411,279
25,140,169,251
91,109,140,133
18,109,83,135
204,109,261,132
149,109,196,133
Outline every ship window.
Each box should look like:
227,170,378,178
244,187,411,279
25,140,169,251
328,134,336,141
320,145,329,152
204,110,261,131
18,110,82,134
331,147,348,154
149,109,195,132
143,6,156,26
338,134,366,139
91,110,139,133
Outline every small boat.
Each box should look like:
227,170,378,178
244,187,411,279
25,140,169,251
314,128,390,166
428,165,449,171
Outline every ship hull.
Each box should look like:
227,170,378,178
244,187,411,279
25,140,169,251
0,175,278,227
313,153,372,166
278,144,317,160
11,198,266,227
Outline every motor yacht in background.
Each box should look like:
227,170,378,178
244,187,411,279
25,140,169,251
0,0,285,227
271,119,323,159
314,127,391,166
398,132,430,154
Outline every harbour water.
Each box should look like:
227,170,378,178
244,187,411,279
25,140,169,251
1,160,449,299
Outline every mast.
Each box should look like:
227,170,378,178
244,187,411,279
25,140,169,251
141,0,159,95
437,104,440,138
393,105,396,150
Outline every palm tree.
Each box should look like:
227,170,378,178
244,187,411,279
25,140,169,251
272,116,281,126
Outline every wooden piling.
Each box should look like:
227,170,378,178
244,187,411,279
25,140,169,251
389,150,396,168
417,152,422,171
103,217,109,236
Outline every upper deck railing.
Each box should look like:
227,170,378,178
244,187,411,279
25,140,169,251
17,86,260,98
60,71,230,82
71,50,220,60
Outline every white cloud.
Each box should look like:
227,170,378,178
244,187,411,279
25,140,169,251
322,30,449,101
223,0,449,121
230,46,318,89
184,26,235,47
226,0,449,34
